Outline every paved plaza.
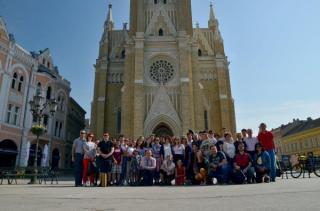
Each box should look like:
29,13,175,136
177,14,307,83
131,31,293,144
0,177,320,211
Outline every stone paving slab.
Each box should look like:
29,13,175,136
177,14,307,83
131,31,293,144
1,177,320,211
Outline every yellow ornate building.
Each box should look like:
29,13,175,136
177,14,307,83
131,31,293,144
91,1,236,138
273,118,320,157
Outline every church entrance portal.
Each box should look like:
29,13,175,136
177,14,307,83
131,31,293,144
152,123,174,137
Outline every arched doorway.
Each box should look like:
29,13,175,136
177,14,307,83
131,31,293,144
0,140,18,167
28,144,42,167
153,123,174,137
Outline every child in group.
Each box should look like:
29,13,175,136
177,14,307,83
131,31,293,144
130,150,141,185
112,141,122,185
152,137,162,185
175,160,185,186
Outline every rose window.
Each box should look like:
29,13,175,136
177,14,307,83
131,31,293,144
149,60,174,84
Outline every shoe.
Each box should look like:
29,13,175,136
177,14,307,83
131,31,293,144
263,176,270,183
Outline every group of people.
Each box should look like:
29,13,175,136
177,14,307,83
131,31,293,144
72,123,276,187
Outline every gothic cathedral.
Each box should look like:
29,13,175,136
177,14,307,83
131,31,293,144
91,0,236,138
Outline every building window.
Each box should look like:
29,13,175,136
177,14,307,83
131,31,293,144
149,60,175,84
43,115,49,127
6,104,12,123
121,50,126,59
163,0,167,4
55,121,58,136
159,28,164,36
13,106,20,126
46,86,52,100
117,108,121,134
36,82,42,95
11,73,18,89
154,0,158,4
57,95,65,111
198,49,202,57
42,58,45,65
60,97,64,111
204,110,208,131
18,76,24,92
58,122,62,138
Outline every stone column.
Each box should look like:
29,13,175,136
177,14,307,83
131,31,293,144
216,58,235,133
178,33,195,134
92,60,108,137
133,33,145,139
121,44,135,137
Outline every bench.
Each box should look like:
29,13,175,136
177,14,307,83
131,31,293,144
0,168,59,185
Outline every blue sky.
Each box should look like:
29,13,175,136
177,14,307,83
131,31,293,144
1,0,319,134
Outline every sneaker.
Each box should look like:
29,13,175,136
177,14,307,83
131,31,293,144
212,178,218,185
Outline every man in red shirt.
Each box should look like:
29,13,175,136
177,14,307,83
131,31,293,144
257,123,276,182
233,142,254,184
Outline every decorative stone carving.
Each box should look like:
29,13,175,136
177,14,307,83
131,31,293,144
149,60,174,84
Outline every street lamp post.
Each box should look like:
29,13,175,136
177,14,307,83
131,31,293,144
29,92,57,184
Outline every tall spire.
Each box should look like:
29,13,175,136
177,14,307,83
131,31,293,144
105,2,114,31
209,2,216,21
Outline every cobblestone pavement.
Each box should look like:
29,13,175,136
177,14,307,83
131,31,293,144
0,177,320,211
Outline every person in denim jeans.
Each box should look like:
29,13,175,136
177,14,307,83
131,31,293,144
258,123,276,182
72,130,86,187
207,145,230,184
253,143,271,183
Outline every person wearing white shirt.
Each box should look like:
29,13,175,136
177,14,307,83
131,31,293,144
223,132,236,161
244,129,258,158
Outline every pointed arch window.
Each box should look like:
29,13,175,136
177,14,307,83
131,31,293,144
18,76,24,92
159,28,164,36
11,73,18,89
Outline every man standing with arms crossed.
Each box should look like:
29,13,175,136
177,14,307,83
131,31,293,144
258,123,276,182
